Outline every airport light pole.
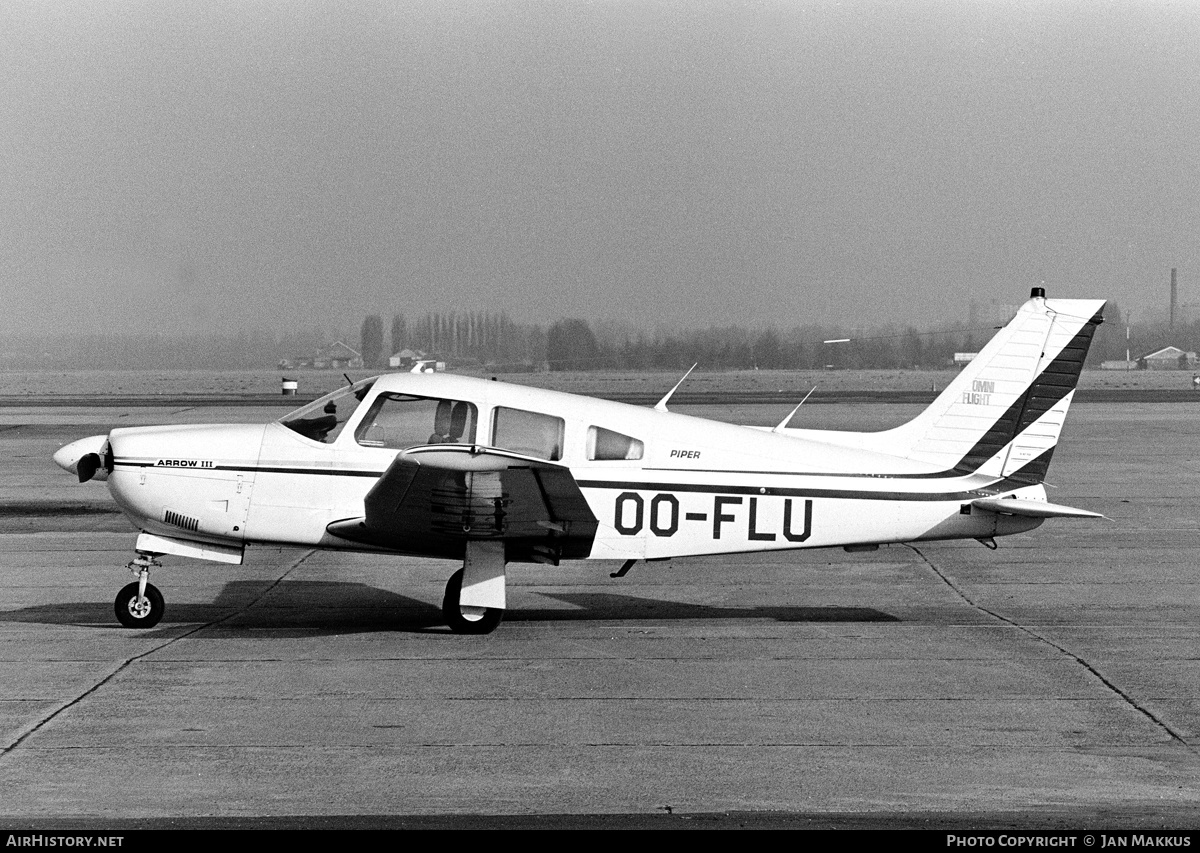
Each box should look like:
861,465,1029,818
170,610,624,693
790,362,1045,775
1125,311,1133,368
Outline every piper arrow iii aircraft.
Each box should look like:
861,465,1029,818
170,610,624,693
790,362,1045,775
54,288,1104,634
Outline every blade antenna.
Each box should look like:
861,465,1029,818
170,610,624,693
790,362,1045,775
654,364,697,413
772,386,817,433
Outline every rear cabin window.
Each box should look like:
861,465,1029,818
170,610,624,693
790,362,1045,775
587,426,644,461
492,407,564,461
355,394,477,450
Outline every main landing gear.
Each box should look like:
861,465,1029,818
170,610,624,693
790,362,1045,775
441,541,507,635
442,568,504,635
115,552,165,628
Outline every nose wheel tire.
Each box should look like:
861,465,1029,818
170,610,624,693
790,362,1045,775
114,582,165,628
442,568,504,635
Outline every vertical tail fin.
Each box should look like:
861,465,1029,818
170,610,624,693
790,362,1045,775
873,290,1105,482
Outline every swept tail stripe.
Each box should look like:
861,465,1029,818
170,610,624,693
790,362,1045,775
995,447,1055,488
951,308,1101,477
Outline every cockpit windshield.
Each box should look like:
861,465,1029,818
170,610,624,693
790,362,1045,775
279,379,376,444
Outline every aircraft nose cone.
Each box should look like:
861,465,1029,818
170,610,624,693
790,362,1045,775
53,435,109,478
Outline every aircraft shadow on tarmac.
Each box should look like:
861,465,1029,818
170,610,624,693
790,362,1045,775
0,579,897,636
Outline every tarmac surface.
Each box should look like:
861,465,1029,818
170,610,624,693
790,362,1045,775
1,399,1199,829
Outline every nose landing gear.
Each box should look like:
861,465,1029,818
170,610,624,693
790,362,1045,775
115,552,165,628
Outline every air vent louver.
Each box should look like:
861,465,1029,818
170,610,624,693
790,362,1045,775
164,509,200,532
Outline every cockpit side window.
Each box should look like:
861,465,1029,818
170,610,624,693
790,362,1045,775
355,394,477,450
280,379,375,444
587,426,644,461
492,407,564,461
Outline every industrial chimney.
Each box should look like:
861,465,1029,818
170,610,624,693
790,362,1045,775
1170,268,1178,329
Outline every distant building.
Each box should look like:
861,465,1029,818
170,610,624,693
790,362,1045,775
953,352,978,365
279,341,363,370
388,348,428,369
1136,346,1198,370
1100,360,1138,371
388,348,449,372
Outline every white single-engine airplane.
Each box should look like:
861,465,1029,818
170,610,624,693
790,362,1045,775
54,289,1104,634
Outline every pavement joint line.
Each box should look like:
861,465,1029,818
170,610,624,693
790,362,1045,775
0,549,317,759
233,549,318,614
904,543,1196,753
558,638,677,680
2,742,1105,749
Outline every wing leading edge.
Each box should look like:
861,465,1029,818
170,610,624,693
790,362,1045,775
326,445,599,563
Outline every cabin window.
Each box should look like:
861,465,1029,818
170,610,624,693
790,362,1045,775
492,407,564,461
587,426,644,461
280,379,375,444
355,394,477,450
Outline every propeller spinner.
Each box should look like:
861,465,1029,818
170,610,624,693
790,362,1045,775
53,434,112,482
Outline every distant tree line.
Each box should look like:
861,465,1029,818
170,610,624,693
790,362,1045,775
360,311,546,370
8,299,1194,372
362,311,1016,371
565,322,984,371
358,300,1184,372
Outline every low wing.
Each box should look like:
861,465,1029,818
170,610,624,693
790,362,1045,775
971,496,1104,519
327,445,598,563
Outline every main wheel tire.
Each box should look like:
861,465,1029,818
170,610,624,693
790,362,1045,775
442,568,504,635
114,582,165,628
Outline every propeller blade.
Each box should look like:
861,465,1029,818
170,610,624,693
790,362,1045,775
77,453,100,483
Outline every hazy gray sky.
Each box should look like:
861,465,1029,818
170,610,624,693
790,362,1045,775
2,1,1197,336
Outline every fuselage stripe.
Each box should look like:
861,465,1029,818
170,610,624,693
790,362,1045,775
113,464,1034,503
576,479,991,502
113,460,384,478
